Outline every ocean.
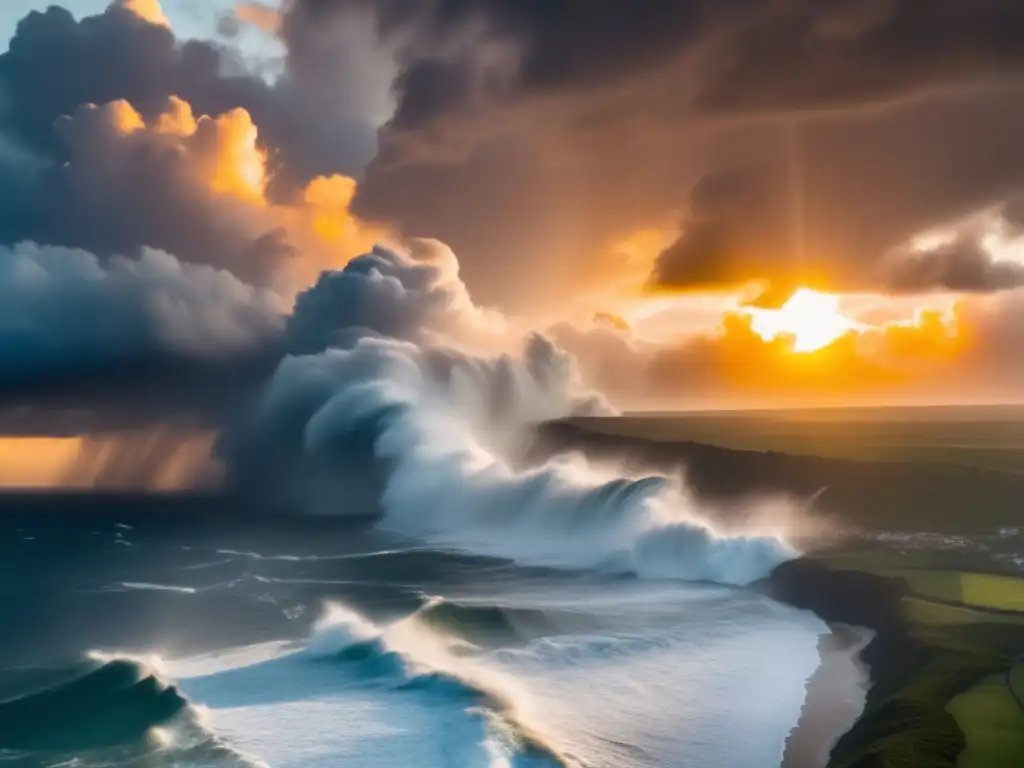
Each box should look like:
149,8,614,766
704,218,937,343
6,403,1024,768
0,505,827,768
3,390,1022,768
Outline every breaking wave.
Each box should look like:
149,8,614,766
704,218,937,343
303,601,573,766
243,335,795,586
225,245,800,587
416,597,570,647
0,656,186,752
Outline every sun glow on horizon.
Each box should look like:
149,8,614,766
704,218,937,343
748,288,860,353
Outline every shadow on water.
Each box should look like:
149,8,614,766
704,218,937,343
0,659,184,751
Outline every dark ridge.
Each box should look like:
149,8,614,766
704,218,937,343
535,419,1024,532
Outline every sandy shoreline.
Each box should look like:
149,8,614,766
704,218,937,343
782,623,875,768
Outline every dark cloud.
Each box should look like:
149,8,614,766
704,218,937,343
293,0,1024,137
649,87,1024,297
650,167,797,293
0,2,380,197
694,0,1024,114
292,0,1023,307
3,0,1024,434
887,236,1024,294
390,57,476,132
0,242,284,423
7,2,1024,310
0,98,297,283
351,138,636,310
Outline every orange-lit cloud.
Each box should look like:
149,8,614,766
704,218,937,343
553,287,1020,410
55,96,386,293
116,0,171,28
235,1,281,34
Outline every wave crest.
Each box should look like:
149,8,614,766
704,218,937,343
225,246,800,587
0,657,186,751
305,601,573,766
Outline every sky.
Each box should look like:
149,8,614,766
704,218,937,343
0,1,230,48
1,0,1024,487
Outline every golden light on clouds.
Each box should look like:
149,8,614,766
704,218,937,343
747,288,861,353
236,1,281,34
94,95,385,291
119,0,171,28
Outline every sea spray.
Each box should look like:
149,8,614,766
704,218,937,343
224,244,800,585
306,602,574,766
257,336,795,585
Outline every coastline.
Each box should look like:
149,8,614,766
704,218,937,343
783,624,875,768
532,419,1024,767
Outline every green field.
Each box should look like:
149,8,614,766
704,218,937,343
804,549,1024,768
885,571,1024,612
948,671,1024,768
572,404,1024,473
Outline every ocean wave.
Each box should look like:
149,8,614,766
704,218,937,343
216,246,803,588
0,657,186,751
116,582,199,594
215,547,408,562
304,602,574,766
415,596,581,647
243,337,797,587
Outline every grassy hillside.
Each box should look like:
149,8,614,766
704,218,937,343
771,551,1024,768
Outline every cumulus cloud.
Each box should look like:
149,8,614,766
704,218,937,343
286,240,507,353
0,95,381,288
6,1,1024,313
218,240,607,510
0,0,384,197
553,285,1024,410
115,0,170,28
888,240,1024,294
0,242,285,424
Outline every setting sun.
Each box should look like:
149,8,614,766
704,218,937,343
748,288,859,353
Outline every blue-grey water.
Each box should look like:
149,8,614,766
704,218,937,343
0,502,831,768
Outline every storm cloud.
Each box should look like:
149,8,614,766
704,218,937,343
0,241,285,429
1,0,1024,440
320,0,1024,306
0,1,383,189
8,1,1024,307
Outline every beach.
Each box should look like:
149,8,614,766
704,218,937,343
784,624,875,768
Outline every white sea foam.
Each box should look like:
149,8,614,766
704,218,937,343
164,590,826,768
254,337,797,586
117,582,199,594
225,245,804,587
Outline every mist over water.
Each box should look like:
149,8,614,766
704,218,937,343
224,244,800,586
